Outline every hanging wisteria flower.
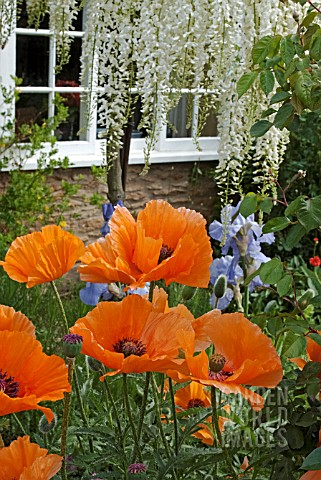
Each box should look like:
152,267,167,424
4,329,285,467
79,200,212,290
0,330,70,421
0,435,62,480
0,225,85,288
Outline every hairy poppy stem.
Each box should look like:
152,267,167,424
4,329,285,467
134,371,151,462
151,374,171,458
148,280,156,302
73,370,94,453
60,357,75,480
102,377,123,446
12,413,28,436
122,374,143,462
168,378,179,456
51,281,69,334
211,387,237,480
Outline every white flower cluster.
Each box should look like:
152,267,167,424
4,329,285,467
0,0,15,48
2,0,302,193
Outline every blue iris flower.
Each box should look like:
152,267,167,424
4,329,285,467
101,200,124,236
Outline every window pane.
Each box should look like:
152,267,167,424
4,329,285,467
17,0,49,29
55,38,82,85
200,110,218,137
15,94,49,138
55,96,80,141
166,95,192,138
16,35,49,86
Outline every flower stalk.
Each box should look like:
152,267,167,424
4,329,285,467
51,280,69,334
122,373,143,463
60,357,75,480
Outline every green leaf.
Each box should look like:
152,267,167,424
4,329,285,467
280,37,296,65
301,447,321,471
274,103,294,129
297,196,321,231
293,71,313,108
250,120,273,137
237,72,258,98
243,265,263,286
311,33,321,60
301,11,318,29
285,196,306,216
259,197,273,214
282,332,306,357
260,70,275,95
239,193,258,217
286,425,305,450
308,333,321,349
277,274,293,297
260,258,284,284
252,35,281,65
261,107,277,118
285,224,306,249
296,411,318,427
270,91,291,104
262,216,291,233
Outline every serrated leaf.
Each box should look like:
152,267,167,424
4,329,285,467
270,91,291,104
263,216,291,233
277,274,293,297
274,103,294,129
260,70,275,95
285,224,306,249
297,196,321,231
239,193,258,217
250,120,273,137
282,332,306,357
293,71,313,108
301,447,321,470
285,196,306,216
280,37,296,65
260,258,284,284
237,72,258,98
252,35,281,65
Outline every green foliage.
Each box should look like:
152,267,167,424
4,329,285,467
0,81,79,248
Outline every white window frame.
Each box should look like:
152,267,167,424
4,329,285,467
0,14,219,171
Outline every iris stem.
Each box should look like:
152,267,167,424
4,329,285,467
60,357,75,480
240,258,249,317
73,369,94,453
133,371,151,461
122,374,143,462
50,280,69,334
168,378,179,456
211,387,237,480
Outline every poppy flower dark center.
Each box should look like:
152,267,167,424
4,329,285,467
0,369,19,398
208,369,234,382
187,398,206,409
113,337,147,357
158,244,174,264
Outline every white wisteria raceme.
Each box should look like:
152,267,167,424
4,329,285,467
1,0,300,195
0,0,15,48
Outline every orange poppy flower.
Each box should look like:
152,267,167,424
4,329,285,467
70,293,194,376
0,225,85,288
0,304,35,336
0,435,62,480
167,313,283,411
300,472,321,480
192,415,229,446
78,200,212,289
175,381,211,411
290,330,321,372
0,330,71,422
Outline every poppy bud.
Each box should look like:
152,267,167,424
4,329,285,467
214,274,227,299
128,463,147,474
209,353,226,373
62,334,83,358
38,412,57,433
181,285,197,301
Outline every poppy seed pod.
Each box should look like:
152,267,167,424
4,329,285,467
209,353,226,373
62,334,83,358
214,274,227,299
